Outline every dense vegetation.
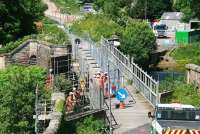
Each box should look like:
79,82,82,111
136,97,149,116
71,14,121,42
94,0,172,22
160,77,200,107
54,75,72,94
59,116,108,134
0,66,48,133
0,18,69,54
120,21,156,67
170,42,200,71
173,0,200,22
52,0,80,14
37,23,69,44
0,0,47,45
94,0,200,22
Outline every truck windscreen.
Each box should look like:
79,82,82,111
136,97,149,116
154,25,167,30
156,110,200,121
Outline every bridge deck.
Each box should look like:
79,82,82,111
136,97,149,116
70,34,153,134
111,85,153,134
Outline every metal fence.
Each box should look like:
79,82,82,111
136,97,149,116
67,29,159,106
87,38,159,106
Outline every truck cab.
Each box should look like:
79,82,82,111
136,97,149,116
149,104,200,134
153,23,168,38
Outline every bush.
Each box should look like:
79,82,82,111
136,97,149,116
54,75,72,94
159,76,184,93
171,42,200,71
71,14,122,42
55,99,65,112
76,116,108,134
160,77,200,107
0,65,47,133
0,22,69,54
120,20,156,67
38,24,69,45
0,35,34,54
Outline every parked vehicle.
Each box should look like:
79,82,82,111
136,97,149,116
153,23,168,37
148,103,200,134
83,3,96,14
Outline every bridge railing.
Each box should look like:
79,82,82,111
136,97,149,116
88,38,159,106
67,29,159,106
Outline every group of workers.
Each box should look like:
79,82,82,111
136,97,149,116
66,88,82,112
66,71,126,112
93,71,118,97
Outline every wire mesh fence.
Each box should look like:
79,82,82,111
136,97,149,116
71,32,160,106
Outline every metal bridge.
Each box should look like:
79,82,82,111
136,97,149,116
43,0,159,133
67,31,157,133
68,31,159,107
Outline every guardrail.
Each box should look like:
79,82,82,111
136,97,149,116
65,29,159,106
88,38,159,106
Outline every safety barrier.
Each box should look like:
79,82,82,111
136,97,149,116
87,38,159,106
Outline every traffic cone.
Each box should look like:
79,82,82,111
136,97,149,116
119,102,125,109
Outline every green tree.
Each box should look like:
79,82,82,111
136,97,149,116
76,116,108,134
120,21,156,67
128,0,172,20
71,14,121,42
173,0,200,22
0,0,46,45
94,0,172,21
0,66,47,133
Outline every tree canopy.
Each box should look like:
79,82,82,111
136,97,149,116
128,0,172,20
94,0,172,21
120,21,156,67
0,0,46,45
71,14,121,42
0,66,47,133
173,0,200,22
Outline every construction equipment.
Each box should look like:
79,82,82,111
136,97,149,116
148,103,200,134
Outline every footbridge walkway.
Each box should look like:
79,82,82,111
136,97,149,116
43,0,159,133
67,32,157,134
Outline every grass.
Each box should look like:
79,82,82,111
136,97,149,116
170,42,200,71
71,14,121,42
55,99,65,112
52,0,80,15
160,77,200,107
0,17,69,54
37,24,69,45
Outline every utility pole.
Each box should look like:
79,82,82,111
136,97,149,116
107,61,112,134
35,84,39,134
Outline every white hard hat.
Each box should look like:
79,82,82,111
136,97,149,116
73,87,76,91
69,92,73,95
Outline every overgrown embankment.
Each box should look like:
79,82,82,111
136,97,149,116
71,14,122,42
52,0,80,14
0,17,69,54
170,42,200,71
160,77,200,107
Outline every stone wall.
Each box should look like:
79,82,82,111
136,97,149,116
186,64,200,89
1,40,71,73
43,93,65,134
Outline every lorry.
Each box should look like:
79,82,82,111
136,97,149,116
148,104,200,134
152,22,168,37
